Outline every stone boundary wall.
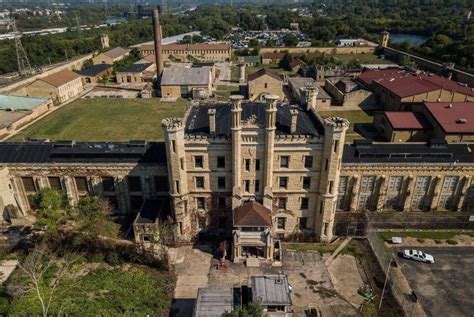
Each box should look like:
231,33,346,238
383,47,474,86
0,52,95,94
259,46,376,55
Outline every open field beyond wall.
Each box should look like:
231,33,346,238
9,98,188,142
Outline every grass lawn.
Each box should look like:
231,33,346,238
334,53,389,65
319,110,373,141
214,85,241,100
378,230,474,241
9,98,188,142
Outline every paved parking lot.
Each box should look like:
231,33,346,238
395,247,474,317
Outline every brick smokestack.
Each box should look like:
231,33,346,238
152,7,164,79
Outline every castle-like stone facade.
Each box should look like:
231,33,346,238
0,98,473,250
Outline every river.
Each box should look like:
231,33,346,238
390,33,428,45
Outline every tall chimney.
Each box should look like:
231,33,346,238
290,109,298,134
152,7,164,78
208,109,216,135
238,63,246,83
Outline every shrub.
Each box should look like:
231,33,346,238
446,239,458,245
434,239,442,244
417,238,425,243
106,251,123,266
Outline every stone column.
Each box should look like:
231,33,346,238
230,95,243,209
35,176,48,190
63,176,78,206
116,175,129,214
456,176,472,211
263,95,279,209
316,117,349,242
238,63,246,84
90,176,102,196
402,175,415,211
349,176,360,212
375,175,387,211
429,175,443,211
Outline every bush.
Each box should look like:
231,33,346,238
417,238,425,243
434,239,442,244
446,239,458,245
105,251,123,266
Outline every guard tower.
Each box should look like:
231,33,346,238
380,31,389,48
100,34,110,49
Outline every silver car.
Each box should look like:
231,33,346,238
401,249,435,263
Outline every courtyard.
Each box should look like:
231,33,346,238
9,98,188,142
169,240,402,316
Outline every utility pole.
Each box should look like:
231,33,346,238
379,258,394,310
10,19,32,76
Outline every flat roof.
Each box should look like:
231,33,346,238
185,102,324,137
342,141,474,164
0,141,167,164
195,288,233,317
251,275,292,306
384,112,432,130
424,102,474,134
0,110,30,129
0,94,47,110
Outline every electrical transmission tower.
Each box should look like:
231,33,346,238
10,19,32,76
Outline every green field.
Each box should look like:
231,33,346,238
334,53,389,65
319,110,373,142
10,98,188,142
378,230,474,240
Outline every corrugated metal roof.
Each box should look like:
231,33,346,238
251,275,292,306
195,288,233,317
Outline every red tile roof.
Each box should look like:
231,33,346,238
247,68,282,82
233,201,272,227
384,112,432,130
358,70,474,98
424,102,474,134
289,58,306,69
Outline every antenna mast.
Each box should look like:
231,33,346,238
10,19,33,76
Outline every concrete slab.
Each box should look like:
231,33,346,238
327,254,365,308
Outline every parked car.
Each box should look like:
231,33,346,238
400,249,435,263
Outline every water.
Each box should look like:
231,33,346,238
390,33,428,45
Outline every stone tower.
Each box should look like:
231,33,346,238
231,95,244,209
263,95,279,209
100,34,110,49
380,31,389,48
161,117,190,242
316,117,349,242
238,64,246,84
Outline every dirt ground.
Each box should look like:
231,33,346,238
327,254,365,308
385,234,473,248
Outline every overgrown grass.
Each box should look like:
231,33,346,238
10,98,188,141
283,242,340,255
378,230,474,241
6,266,172,315
334,53,389,65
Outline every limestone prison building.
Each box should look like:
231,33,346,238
0,96,473,262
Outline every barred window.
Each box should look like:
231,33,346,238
48,177,62,191
22,177,36,193
414,176,431,192
388,176,403,192
442,176,459,193
102,177,115,192
75,177,89,193
360,176,375,192
301,197,309,209
338,176,348,194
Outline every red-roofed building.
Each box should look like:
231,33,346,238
374,111,433,142
422,102,474,142
358,70,474,111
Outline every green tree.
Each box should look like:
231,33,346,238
400,55,417,68
32,189,67,236
282,33,298,47
74,196,119,241
279,52,293,70
223,301,264,317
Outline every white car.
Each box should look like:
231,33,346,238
401,249,435,263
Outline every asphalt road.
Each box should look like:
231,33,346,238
394,247,474,317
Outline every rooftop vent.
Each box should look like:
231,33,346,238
427,139,447,149
446,103,453,108
456,118,467,124
53,140,75,148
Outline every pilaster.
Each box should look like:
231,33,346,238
402,175,415,211
263,95,278,209
375,175,387,211
456,176,472,211
429,175,443,211
349,176,360,212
